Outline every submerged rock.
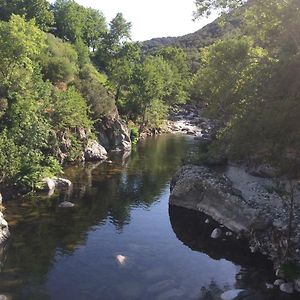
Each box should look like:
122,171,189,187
211,228,222,239
41,177,72,191
265,283,274,289
53,177,72,189
294,278,300,292
274,279,285,286
279,282,294,294
84,140,108,161
58,201,75,208
116,254,127,266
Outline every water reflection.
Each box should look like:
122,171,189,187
0,135,296,299
1,135,195,299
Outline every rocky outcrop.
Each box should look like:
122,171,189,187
84,140,107,161
53,113,131,164
0,194,9,245
96,110,131,151
169,164,300,270
41,177,72,191
170,165,262,234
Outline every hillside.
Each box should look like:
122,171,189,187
142,14,240,53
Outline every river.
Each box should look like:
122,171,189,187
0,134,296,299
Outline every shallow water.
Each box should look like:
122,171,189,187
0,135,297,299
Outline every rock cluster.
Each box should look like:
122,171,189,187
167,105,219,143
53,111,131,163
169,164,300,279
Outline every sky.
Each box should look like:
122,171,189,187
58,0,217,42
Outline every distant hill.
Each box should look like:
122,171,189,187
142,14,240,71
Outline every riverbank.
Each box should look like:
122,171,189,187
164,103,300,294
169,164,300,294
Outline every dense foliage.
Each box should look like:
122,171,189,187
0,1,191,189
2,0,297,189
192,0,300,174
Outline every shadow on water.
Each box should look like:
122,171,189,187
0,134,298,299
169,201,299,299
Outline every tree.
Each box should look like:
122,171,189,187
126,55,174,127
191,36,269,121
109,13,131,45
95,13,132,72
0,0,54,31
52,0,86,42
194,0,247,18
155,47,191,104
0,15,46,93
52,0,107,49
108,42,141,103
82,8,107,51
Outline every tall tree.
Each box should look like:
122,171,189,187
0,0,54,31
95,13,132,71
0,15,46,92
82,8,107,51
155,47,191,104
52,0,85,42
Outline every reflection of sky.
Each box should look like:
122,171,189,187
46,186,238,299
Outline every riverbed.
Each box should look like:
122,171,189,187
0,135,296,299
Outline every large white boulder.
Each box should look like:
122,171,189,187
84,140,108,161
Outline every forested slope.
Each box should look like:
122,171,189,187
0,0,192,190
190,0,300,176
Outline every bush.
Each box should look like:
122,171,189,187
0,129,21,183
40,34,78,84
129,126,139,144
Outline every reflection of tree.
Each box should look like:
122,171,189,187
1,134,192,298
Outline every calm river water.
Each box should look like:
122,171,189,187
0,135,296,299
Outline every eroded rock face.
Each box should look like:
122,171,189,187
169,165,261,235
0,194,9,245
96,111,131,151
169,164,300,272
84,140,108,161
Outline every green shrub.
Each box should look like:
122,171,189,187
129,126,139,144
